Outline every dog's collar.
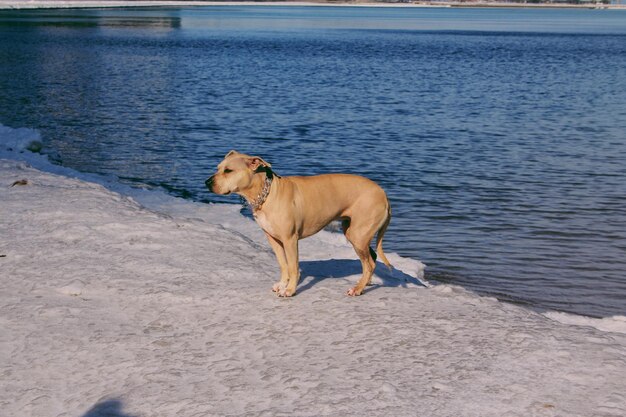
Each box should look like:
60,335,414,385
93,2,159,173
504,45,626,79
249,174,273,212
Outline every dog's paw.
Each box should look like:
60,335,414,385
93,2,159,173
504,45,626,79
278,287,296,297
272,281,286,293
346,287,362,297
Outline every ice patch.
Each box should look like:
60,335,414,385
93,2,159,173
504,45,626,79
0,124,43,155
543,311,626,335
0,122,201,213
57,279,86,296
0,123,93,177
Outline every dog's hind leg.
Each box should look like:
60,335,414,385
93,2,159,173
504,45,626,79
375,205,392,270
343,217,376,274
347,242,376,296
344,219,378,296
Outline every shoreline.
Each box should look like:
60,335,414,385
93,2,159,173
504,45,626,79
1,122,626,415
1,0,625,10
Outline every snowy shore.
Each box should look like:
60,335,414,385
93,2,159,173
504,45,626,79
1,125,626,416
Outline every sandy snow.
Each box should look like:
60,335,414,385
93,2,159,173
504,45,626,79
1,125,626,416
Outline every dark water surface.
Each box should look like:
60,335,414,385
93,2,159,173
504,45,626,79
1,6,625,317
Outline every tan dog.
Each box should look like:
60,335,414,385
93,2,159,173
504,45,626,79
206,150,392,297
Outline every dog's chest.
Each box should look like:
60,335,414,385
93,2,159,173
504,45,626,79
254,211,276,236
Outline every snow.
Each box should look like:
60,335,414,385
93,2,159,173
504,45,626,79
542,311,626,335
0,124,43,154
1,123,626,416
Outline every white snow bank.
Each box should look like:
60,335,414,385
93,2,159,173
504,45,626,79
0,122,130,188
1,125,626,416
0,123,43,154
0,122,215,215
543,311,626,335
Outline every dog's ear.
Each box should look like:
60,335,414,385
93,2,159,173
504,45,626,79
246,156,271,171
225,150,239,158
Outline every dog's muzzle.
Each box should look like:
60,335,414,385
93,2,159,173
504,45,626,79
205,176,214,192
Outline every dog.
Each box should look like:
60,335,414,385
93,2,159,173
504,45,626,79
206,150,392,297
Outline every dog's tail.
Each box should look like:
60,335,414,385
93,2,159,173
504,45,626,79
375,203,393,270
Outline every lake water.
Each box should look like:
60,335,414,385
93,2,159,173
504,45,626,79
1,6,625,317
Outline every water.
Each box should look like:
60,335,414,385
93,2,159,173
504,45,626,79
1,6,626,317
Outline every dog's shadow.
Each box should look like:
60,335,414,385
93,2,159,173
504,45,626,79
298,259,426,295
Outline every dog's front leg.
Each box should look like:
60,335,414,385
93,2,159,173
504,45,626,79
281,236,300,297
264,232,289,294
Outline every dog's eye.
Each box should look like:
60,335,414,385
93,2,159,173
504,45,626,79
223,168,232,174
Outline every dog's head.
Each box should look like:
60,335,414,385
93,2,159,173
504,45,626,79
205,150,271,195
